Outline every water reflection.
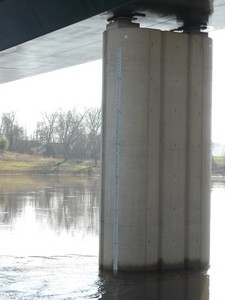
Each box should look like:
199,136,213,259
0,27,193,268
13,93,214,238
0,176,99,256
209,180,225,300
0,177,224,299
99,270,209,300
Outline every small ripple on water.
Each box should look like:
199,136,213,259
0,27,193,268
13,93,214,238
0,255,100,300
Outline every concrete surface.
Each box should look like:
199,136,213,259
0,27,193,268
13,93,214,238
0,0,224,84
100,20,212,271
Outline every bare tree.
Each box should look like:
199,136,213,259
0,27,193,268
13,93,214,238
35,111,58,145
0,136,9,152
85,107,101,166
56,108,86,160
0,112,24,151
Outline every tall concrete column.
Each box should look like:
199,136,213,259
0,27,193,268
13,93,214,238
100,19,212,271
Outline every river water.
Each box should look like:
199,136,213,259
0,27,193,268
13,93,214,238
0,176,224,300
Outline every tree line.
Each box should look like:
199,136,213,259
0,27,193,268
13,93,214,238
0,107,101,165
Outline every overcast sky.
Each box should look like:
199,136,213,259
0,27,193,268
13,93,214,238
210,29,225,144
0,29,224,142
0,59,102,135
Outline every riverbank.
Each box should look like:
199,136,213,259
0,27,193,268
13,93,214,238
0,152,100,176
211,175,225,183
0,151,224,179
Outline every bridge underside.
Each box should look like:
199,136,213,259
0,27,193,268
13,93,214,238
0,0,216,272
0,0,224,84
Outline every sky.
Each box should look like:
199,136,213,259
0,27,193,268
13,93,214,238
210,29,225,144
0,29,225,142
0,59,102,135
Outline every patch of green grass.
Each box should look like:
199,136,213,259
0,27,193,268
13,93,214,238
213,156,225,165
0,153,52,171
0,161,36,170
0,151,98,175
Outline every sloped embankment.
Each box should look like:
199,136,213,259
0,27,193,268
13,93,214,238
0,152,98,176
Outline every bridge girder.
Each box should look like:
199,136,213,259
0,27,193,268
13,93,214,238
0,0,223,83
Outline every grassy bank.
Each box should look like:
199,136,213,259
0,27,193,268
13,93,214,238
213,156,225,165
0,152,99,176
212,156,225,179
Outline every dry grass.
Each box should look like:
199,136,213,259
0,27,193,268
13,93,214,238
0,152,98,175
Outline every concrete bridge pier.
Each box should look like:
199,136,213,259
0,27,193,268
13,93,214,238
99,19,212,272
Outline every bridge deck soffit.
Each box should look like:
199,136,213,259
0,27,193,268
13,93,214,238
0,0,223,84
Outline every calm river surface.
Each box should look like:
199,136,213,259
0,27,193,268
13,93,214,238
0,176,224,300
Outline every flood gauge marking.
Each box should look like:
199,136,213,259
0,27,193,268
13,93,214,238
113,46,122,272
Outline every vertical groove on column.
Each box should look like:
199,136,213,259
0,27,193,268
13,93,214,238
199,37,205,266
200,35,204,266
184,33,191,267
146,29,162,268
145,30,151,268
157,31,165,269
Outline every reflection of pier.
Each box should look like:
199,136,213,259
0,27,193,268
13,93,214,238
99,270,209,300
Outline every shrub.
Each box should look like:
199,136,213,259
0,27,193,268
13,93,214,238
0,136,9,152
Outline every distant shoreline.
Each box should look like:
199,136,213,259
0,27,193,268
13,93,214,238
0,152,100,176
211,175,225,182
